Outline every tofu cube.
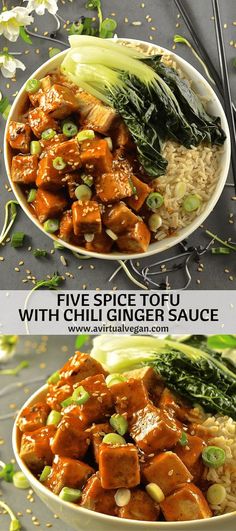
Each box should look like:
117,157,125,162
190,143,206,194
19,426,56,472
18,401,50,433
175,434,205,469
46,382,73,412
96,170,133,203
39,84,79,119
143,452,193,495
72,200,102,236
130,404,181,454
51,416,90,459
48,139,81,172
119,490,159,521
64,172,81,199
28,107,58,138
81,474,117,516
80,139,113,175
59,352,107,385
110,378,149,418
46,456,94,495
117,221,151,253
59,210,73,242
85,231,113,254
160,484,212,521
64,374,113,427
127,175,152,211
7,121,31,153
123,367,161,393
35,189,67,223
103,203,138,234
89,422,114,463
36,155,65,190
99,443,140,489
40,133,67,153
11,155,38,185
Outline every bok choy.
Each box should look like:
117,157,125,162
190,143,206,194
61,36,226,177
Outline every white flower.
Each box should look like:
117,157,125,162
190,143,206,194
24,0,58,16
0,53,26,78
0,7,33,42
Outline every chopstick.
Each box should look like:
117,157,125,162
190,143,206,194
173,0,236,120
212,0,236,190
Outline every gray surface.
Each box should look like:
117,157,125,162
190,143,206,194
0,0,236,291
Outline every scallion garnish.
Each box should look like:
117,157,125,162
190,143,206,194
33,249,48,257
174,34,215,84
10,232,25,248
211,247,231,255
27,189,37,203
0,500,21,531
0,461,15,482
12,471,30,490
0,361,29,376
206,229,236,251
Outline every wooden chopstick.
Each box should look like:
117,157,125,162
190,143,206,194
212,0,236,190
173,0,236,120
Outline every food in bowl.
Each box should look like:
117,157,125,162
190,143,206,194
7,36,226,255
16,337,236,522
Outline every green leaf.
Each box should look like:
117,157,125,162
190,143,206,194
85,0,101,9
207,335,236,351
69,22,84,36
0,96,10,114
99,18,117,38
75,335,89,349
0,463,15,482
19,26,32,45
0,360,29,376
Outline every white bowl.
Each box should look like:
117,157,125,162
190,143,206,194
4,39,231,261
13,384,236,531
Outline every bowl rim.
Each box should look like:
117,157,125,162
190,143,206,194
12,382,236,528
4,37,231,261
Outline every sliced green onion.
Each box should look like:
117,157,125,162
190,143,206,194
2,103,11,120
179,432,188,446
27,189,37,203
46,410,62,426
43,219,59,233
110,414,128,436
202,446,226,468
206,483,226,505
183,194,201,212
0,95,9,114
41,128,56,140
62,121,78,137
81,174,94,187
105,374,126,387
129,179,137,195
148,213,162,232
75,184,92,201
53,156,66,170
77,129,95,142
11,232,25,248
72,385,90,405
211,247,231,255
53,240,65,250
12,471,30,490
146,192,164,211
49,47,61,58
33,249,48,257
103,433,126,445
30,140,41,155
39,466,51,483
146,483,165,503
0,462,15,482
59,486,82,502
47,370,60,384
61,397,74,408
25,78,41,94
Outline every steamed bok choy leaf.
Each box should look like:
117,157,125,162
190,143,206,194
91,335,236,419
61,36,226,177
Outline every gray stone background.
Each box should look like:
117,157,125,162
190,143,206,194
0,0,236,291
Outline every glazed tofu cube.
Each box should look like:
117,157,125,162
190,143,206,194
127,175,152,211
46,456,94,495
89,423,114,463
175,434,205,469
103,203,138,234
117,221,151,253
51,416,90,459
77,90,118,135
119,490,159,521
36,155,65,190
110,379,149,418
59,352,107,385
72,201,102,236
18,402,50,433
35,189,67,223
123,367,161,393
19,426,56,472
28,89,43,107
48,139,81,172
160,484,212,521
59,210,73,242
85,231,113,254
40,75,53,92
81,474,117,516
96,170,133,203
46,382,73,412
64,172,81,199
40,133,67,153
7,121,31,153
130,404,181,454
99,443,140,489
11,155,38,185
64,374,113,427
80,139,113,175
28,107,58,138
39,84,78,119
112,121,133,149
143,452,193,495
